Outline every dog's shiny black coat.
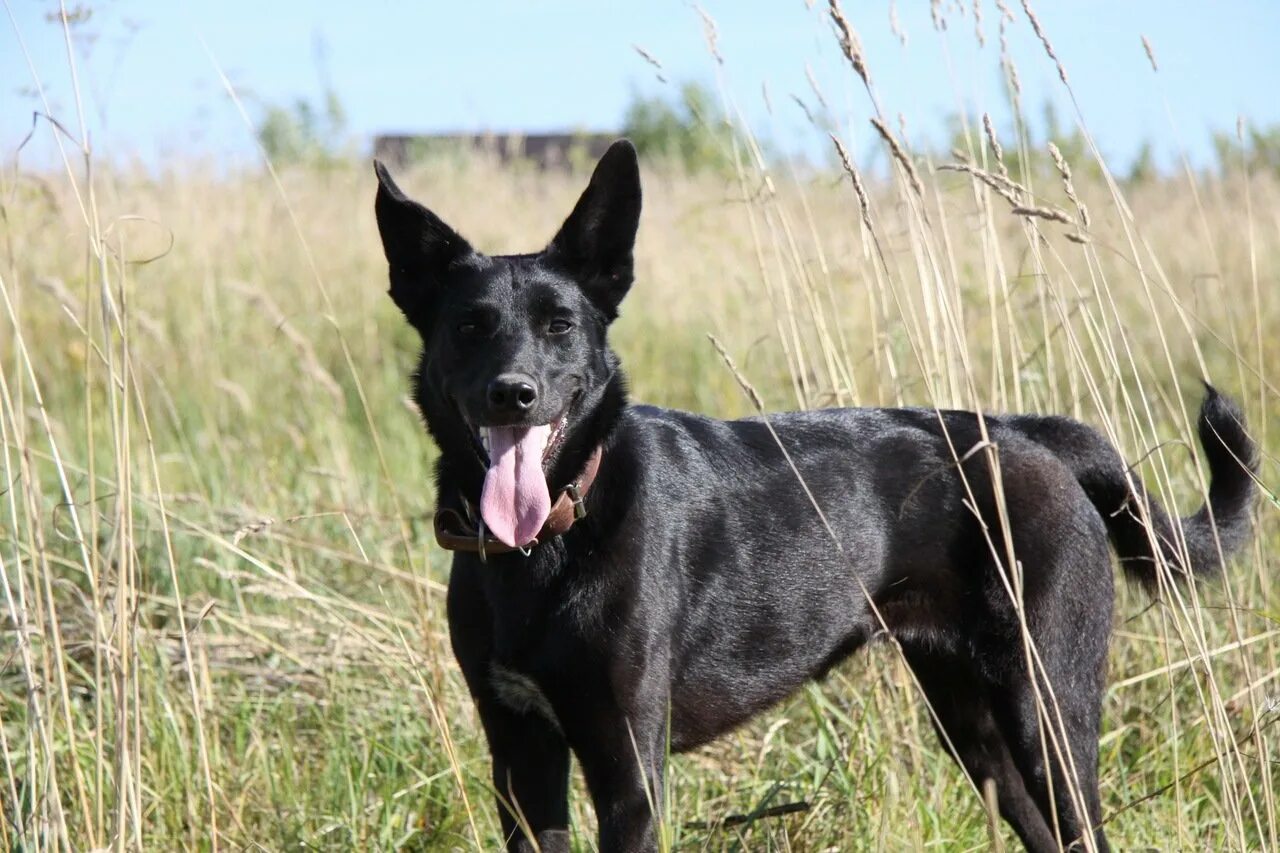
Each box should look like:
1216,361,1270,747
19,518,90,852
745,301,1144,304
374,141,1257,853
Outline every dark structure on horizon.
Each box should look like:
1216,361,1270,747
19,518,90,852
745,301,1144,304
372,132,616,170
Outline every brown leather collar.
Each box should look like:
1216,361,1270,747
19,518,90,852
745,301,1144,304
433,445,603,559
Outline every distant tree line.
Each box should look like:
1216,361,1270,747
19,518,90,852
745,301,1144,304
254,82,1280,182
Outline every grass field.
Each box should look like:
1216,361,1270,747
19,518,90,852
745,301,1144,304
3,6,1279,852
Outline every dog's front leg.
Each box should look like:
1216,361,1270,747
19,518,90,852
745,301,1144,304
448,572,571,853
477,695,572,853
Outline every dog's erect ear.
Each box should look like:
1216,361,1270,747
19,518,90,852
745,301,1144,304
546,140,641,320
374,160,473,317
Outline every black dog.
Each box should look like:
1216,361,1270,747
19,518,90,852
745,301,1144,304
374,140,1257,852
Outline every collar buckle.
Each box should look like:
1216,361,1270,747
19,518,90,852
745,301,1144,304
565,482,588,521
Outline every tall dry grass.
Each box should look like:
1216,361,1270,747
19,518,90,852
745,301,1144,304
2,2,1278,851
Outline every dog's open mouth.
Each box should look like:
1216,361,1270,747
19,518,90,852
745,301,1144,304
475,416,568,469
471,415,570,548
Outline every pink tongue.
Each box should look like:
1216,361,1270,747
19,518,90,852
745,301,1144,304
480,424,553,547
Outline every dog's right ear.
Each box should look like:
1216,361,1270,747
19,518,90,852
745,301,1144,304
374,160,473,318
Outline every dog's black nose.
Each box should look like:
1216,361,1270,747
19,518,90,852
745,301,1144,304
487,374,538,414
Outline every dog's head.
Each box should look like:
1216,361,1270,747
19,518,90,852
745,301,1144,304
374,140,639,546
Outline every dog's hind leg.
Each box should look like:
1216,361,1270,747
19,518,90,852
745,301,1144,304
983,525,1112,851
904,648,1061,853
967,440,1113,850
989,632,1111,852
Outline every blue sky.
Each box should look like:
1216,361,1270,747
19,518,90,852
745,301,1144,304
4,1,1279,172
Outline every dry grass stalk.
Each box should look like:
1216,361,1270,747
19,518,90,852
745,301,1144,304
792,94,818,128
994,0,1015,53
1141,35,1158,72
871,117,924,198
889,0,907,46
223,279,343,402
828,0,871,87
1006,57,1023,98
983,113,1008,178
631,44,667,83
1020,0,1069,85
231,517,276,546
830,134,872,231
695,5,723,66
994,0,1023,114
34,275,84,317
1048,141,1091,228
1010,204,1075,225
804,62,829,111
938,162,1023,208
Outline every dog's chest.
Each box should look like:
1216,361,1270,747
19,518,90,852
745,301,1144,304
489,662,561,731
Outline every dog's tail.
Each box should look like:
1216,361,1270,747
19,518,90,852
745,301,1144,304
1020,386,1257,590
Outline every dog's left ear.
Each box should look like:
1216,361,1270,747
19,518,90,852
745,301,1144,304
546,139,641,321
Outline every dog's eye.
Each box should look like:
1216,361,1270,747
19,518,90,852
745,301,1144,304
548,319,573,335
